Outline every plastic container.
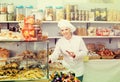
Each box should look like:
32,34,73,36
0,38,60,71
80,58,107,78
25,5,33,17
1,3,7,14
7,3,14,13
7,13,14,21
32,9,44,21
16,5,25,21
45,6,54,21
0,13,7,21
55,6,64,21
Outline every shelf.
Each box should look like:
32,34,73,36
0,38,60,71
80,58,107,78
87,21,120,24
82,36,120,38
48,36,120,39
0,21,120,24
42,21,120,24
0,21,23,23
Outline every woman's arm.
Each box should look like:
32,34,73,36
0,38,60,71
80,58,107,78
49,40,61,63
72,38,88,60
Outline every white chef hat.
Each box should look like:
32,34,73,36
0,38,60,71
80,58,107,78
58,19,76,32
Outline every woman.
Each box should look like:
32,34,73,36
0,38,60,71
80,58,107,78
49,19,88,82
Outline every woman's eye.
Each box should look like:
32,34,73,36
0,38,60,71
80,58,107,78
65,29,69,31
61,30,64,32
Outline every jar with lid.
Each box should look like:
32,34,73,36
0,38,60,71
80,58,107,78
1,3,7,14
32,9,44,21
33,25,42,40
7,13,14,21
0,14,7,21
16,5,25,21
7,3,14,14
45,6,54,21
25,5,33,17
55,6,64,21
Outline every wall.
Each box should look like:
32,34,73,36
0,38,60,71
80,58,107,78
0,0,120,50
0,0,120,10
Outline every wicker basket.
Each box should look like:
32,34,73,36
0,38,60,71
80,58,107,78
101,55,115,59
89,55,101,60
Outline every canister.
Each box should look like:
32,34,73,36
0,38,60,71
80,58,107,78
16,5,25,21
0,13,7,21
1,3,7,14
7,3,14,14
45,6,54,21
32,9,44,21
55,6,64,21
7,13,14,21
25,5,33,17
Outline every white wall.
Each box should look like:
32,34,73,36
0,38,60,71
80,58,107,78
0,0,120,10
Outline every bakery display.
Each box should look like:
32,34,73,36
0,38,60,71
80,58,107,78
0,30,23,41
0,43,48,81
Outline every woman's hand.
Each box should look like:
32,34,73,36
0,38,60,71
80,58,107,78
66,50,76,58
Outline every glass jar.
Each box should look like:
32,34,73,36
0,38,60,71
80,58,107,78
45,6,54,21
32,9,44,21
7,3,14,13
7,13,14,21
55,6,64,21
33,25,42,40
1,3,7,14
25,5,33,17
16,5,25,21
0,13,7,21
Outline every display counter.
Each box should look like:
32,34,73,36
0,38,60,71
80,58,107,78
0,79,49,82
1,59,120,82
83,59,120,82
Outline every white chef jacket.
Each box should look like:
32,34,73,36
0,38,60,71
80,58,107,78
49,35,88,76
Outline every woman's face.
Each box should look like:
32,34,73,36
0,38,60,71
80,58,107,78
60,27,72,39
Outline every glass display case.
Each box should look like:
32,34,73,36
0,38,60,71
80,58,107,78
0,40,49,81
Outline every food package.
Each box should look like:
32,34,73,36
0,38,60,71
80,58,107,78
86,43,96,52
74,27,87,36
112,24,120,36
87,27,96,36
96,27,110,36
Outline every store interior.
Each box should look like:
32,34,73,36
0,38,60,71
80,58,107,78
0,0,120,82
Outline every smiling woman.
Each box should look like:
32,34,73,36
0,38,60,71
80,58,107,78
49,19,88,82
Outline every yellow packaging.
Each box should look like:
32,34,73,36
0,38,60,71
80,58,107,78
83,55,89,62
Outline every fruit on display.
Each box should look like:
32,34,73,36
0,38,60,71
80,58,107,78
50,71,81,82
